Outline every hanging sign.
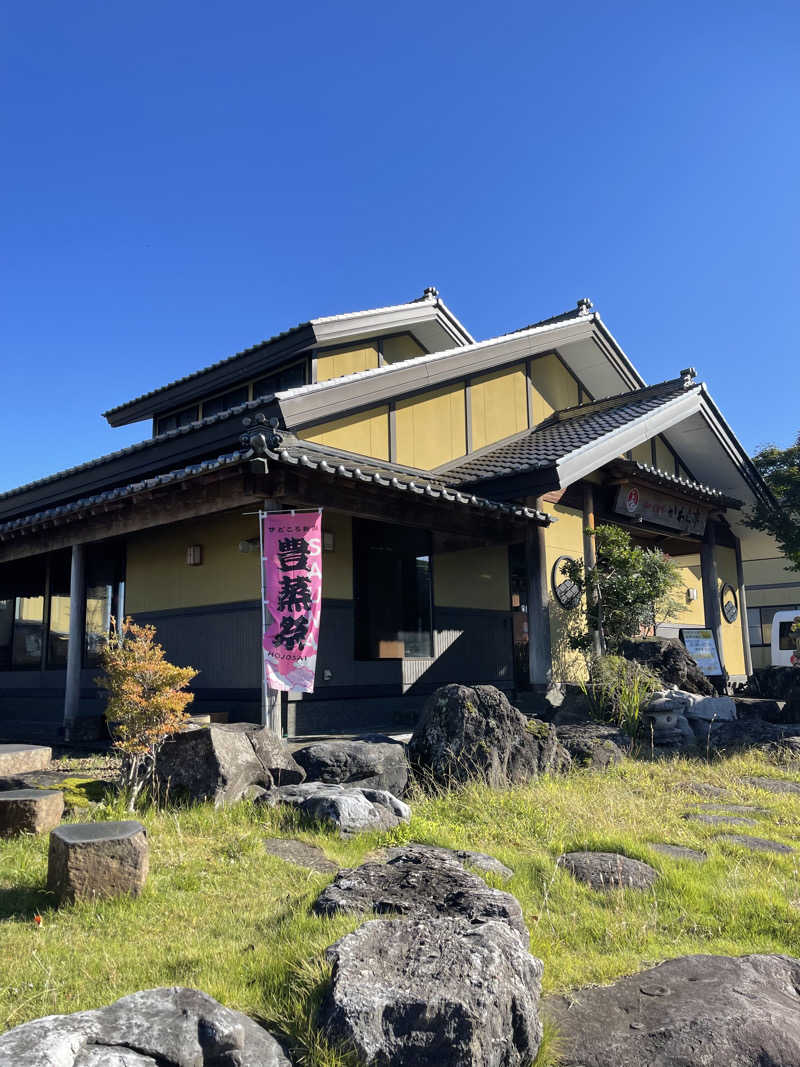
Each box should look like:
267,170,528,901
679,627,723,676
551,555,581,610
614,483,709,536
720,583,739,624
261,510,322,693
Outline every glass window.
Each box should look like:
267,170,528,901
747,607,763,647
202,386,249,418
156,405,199,435
47,551,72,668
84,545,125,667
353,519,433,660
253,361,306,400
12,597,44,668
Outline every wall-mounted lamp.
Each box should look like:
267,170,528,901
322,530,335,552
238,538,260,554
686,588,698,602
186,544,203,566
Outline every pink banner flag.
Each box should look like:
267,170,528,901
261,510,322,693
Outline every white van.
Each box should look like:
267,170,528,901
770,610,800,667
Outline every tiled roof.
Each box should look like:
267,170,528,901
614,460,741,506
440,378,695,486
0,433,551,538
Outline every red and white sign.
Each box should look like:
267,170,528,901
261,511,322,693
625,487,640,513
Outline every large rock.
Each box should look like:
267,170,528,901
0,986,291,1066
313,845,528,943
154,723,304,806
0,788,64,837
321,917,543,1067
704,718,800,754
0,744,51,776
544,953,800,1066
618,637,715,694
408,683,571,787
47,820,149,903
555,723,629,769
382,842,514,880
261,781,410,835
558,851,659,891
292,735,408,796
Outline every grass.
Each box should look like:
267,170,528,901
2,751,800,1064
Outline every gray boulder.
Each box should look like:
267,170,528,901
544,953,800,1066
555,723,629,769
321,917,543,1067
408,683,571,787
292,734,408,796
261,781,410,835
558,851,659,891
313,845,528,943
382,842,514,880
618,637,715,694
154,723,304,806
702,718,800,754
0,986,291,1066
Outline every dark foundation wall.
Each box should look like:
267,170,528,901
0,668,104,741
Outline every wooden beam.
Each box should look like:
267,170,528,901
700,520,726,682
735,534,754,677
525,495,552,687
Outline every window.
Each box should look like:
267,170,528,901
202,386,249,419
747,605,800,647
156,405,199,436
353,519,433,659
253,361,306,400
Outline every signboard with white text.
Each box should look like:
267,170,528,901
680,627,722,676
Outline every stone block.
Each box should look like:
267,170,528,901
48,820,149,903
0,788,64,837
0,744,51,776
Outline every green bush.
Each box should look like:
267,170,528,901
586,655,662,737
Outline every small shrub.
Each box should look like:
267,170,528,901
95,617,198,809
585,655,661,737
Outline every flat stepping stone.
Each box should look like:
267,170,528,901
679,781,727,798
741,776,800,796
0,744,51,776
683,813,756,827
691,802,766,814
264,837,338,873
558,851,659,891
47,820,149,903
382,843,513,880
717,833,795,854
313,845,529,943
649,843,707,862
0,788,64,837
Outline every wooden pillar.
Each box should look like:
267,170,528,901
63,543,86,740
700,519,725,677
582,483,604,656
735,534,754,677
525,501,552,688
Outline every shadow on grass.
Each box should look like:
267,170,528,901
0,884,57,921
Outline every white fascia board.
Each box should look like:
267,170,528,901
592,314,647,389
278,316,597,427
554,389,703,488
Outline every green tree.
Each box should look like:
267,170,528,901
748,436,800,571
96,618,198,808
560,524,685,653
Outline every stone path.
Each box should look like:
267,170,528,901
0,744,51,776
683,813,756,827
649,843,707,862
558,852,659,891
741,776,800,796
264,838,339,873
678,781,727,798
717,833,795,854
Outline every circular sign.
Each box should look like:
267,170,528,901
551,555,581,610
625,487,640,513
720,583,738,624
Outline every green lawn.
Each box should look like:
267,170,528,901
2,751,800,1065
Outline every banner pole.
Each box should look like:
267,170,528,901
259,510,281,734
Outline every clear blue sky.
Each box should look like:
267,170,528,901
1,1,798,494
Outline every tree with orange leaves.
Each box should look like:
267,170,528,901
96,617,198,808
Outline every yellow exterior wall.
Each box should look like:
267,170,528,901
126,513,262,613
665,554,705,627
303,406,390,461
322,511,353,600
316,343,379,382
396,384,466,469
126,510,353,614
382,334,425,364
716,545,746,677
654,437,674,473
531,354,579,423
433,545,510,611
471,363,528,451
543,504,588,681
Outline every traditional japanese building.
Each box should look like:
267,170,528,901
0,290,775,740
